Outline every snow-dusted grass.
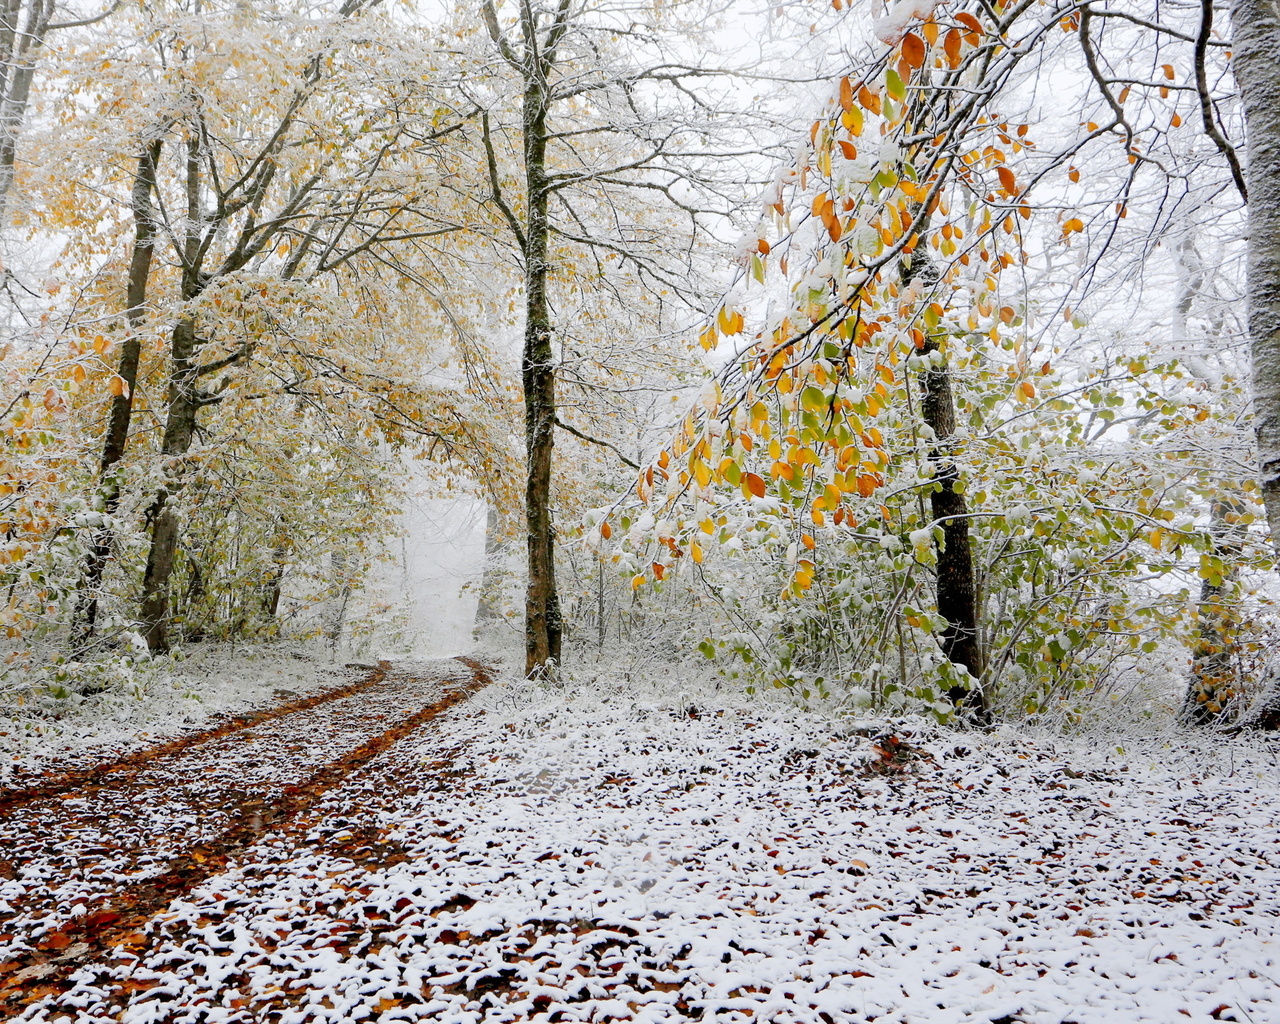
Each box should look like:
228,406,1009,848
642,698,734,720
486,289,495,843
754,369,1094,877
0,643,357,780
32,662,1280,1023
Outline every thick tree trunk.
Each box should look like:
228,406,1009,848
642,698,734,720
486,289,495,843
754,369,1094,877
919,340,988,720
519,12,563,678
1228,1,1280,727
77,140,162,638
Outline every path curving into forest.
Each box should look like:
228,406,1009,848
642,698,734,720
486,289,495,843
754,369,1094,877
0,656,493,1017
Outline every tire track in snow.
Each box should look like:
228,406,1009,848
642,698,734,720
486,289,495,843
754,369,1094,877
0,660,392,814
0,656,492,1016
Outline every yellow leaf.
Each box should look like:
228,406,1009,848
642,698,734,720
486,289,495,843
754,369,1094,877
691,542,704,564
631,574,646,590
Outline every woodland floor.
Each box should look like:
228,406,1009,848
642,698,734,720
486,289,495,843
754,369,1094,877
0,659,1277,1023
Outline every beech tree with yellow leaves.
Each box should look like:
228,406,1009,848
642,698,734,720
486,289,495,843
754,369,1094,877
606,0,1272,724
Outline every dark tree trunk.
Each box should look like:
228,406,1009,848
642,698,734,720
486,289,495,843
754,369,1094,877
1182,499,1245,725
138,316,202,653
481,0,572,677
262,533,287,622
78,140,162,638
919,337,988,721
521,69,561,675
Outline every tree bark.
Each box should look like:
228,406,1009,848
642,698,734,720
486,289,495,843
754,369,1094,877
77,139,162,638
1182,499,1245,724
919,337,988,721
521,54,562,676
482,0,571,677
1228,0,1280,727
473,503,508,632
0,0,52,229
138,314,202,653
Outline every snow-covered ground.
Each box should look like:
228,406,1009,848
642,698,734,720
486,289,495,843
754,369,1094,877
18,665,1279,1023
0,646,357,783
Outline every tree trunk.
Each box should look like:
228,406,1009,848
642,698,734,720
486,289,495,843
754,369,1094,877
0,0,52,229
77,139,162,638
262,529,287,622
1228,0,1280,727
1182,499,1245,724
473,503,508,632
138,316,202,653
518,7,563,678
919,337,988,721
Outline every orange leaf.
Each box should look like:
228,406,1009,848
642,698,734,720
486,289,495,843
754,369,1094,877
838,140,857,160
901,32,925,69
997,165,1017,194
943,28,962,67
652,562,666,580
956,12,983,35
839,76,854,111
600,522,612,540
745,472,766,498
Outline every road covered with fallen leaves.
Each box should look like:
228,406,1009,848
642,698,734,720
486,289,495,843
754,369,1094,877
2,664,1278,1022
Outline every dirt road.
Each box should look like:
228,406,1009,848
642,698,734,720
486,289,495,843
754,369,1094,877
0,657,491,1017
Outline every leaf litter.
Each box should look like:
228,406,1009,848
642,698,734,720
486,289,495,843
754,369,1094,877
4,665,1278,1023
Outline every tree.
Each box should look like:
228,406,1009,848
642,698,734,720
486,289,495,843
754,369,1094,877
606,1,1270,723
475,0,740,676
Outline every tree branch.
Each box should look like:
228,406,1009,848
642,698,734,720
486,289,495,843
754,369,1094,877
481,109,527,250
1194,0,1247,202
553,416,638,468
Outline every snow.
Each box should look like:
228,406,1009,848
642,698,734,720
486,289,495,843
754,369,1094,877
13,664,1279,1023
0,645,357,783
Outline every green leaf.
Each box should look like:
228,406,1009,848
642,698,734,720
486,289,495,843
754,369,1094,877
886,69,906,101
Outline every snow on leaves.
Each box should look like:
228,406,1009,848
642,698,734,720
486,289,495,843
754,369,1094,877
11,674,1278,1022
